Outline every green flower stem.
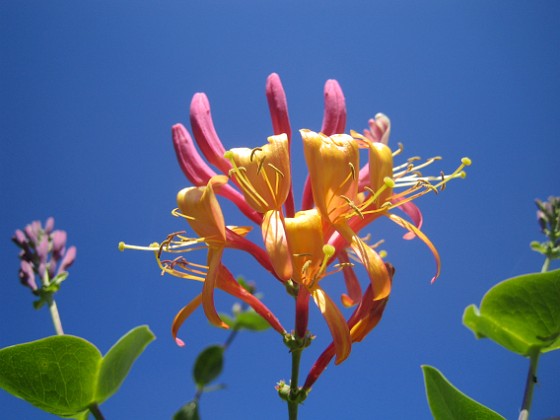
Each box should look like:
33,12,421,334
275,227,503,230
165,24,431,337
541,256,550,273
518,256,549,420
89,403,105,420
288,348,303,420
47,297,64,336
518,351,540,420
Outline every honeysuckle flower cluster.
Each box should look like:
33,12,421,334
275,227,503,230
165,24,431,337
12,217,77,310
120,73,470,389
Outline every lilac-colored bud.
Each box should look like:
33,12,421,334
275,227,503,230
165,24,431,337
47,260,57,279
24,222,39,243
12,229,28,248
38,262,47,279
44,217,55,233
58,246,77,274
19,260,38,291
36,236,50,264
51,230,67,260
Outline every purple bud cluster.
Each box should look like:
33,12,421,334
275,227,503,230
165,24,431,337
12,217,77,292
536,197,560,247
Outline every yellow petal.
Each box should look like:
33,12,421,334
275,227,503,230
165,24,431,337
284,209,324,286
368,142,393,206
177,176,228,245
262,209,292,281
311,287,351,365
227,134,291,213
301,130,359,223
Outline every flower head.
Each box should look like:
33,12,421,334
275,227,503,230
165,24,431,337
121,73,470,375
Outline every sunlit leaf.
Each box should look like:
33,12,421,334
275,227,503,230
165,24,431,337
0,336,101,416
422,365,504,420
95,325,155,403
463,269,560,355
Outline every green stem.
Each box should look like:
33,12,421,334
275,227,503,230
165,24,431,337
288,348,303,420
541,256,550,273
518,255,550,420
89,403,105,420
518,351,540,420
47,297,64,335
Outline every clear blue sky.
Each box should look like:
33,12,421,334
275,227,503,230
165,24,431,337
1,1,559,419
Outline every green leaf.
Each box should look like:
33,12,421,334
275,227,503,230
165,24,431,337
0,335,102,417
422,365,505,420
95,325,155,403
220,310,271,332
463,269,560,356
193,345,224,387
174,400,200,420
234,311,271,331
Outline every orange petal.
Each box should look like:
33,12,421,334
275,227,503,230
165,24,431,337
335,220,391,301
177,176,228,244
262,210,292,281
368,142,393,206
301,130,359,223
201,247,229,329
338,250,362,307
311,287,351,365
216,266,286,335
172,293,203,347
387,213,441,283
227,134,291,213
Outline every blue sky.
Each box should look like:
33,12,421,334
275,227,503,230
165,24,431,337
1,1,559,419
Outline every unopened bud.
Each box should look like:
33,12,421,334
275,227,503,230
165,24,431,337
58,246,77,273
44,217,55,234
51,230,67,260
19,260,37,291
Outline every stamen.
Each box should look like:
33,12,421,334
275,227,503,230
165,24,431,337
118,241,160,252
348,162,356,180
341,195,364,219
268,163,285,178
256,156,266,175
250,147,263,161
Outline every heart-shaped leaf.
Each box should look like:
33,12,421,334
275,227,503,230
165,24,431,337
0,335,101,416
463,269,560,356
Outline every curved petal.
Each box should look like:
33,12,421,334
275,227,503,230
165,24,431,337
363,113,391,145
311,287,351,365
395,200,423,240
338,250,362,307
216,266,286,335
172,293,203,347
262,210,292,281
368,141,394,207
349,284,390,342
177,176,228,244
228,134,291,213
201,247,229,328
301,130,359,223
387,213,441,283
334,220,391,301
